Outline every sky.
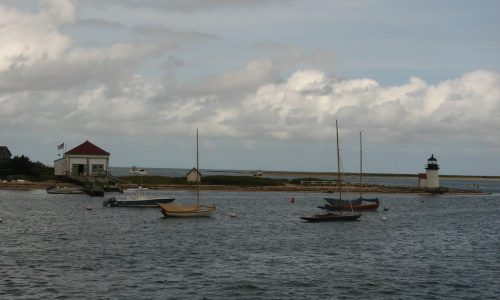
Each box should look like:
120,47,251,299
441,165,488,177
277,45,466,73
1,0,499,176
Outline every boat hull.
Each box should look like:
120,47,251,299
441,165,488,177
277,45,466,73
300,213,361,222
323,197,379,211
319,202,379,211
324,197,379,205
103,197,175,207
158,203,216,218
47,187,84,194
161,209,214,218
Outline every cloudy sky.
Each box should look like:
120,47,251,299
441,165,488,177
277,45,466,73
1,0,499,175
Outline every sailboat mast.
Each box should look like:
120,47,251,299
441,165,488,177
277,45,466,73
360,131,363,199
196,128,200,206
336,120,342,202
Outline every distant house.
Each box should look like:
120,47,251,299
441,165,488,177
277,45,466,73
186,168,201,183
54,141,110,177
0,146,12,160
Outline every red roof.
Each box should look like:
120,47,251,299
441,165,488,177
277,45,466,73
66,140,110,156
418,173,427,179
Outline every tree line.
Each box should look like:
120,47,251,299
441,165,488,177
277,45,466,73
0,155,54,181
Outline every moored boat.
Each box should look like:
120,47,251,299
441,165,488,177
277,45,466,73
301,213,361,222
103,188,174,207
301,120,361,222
320,197,379,211
159,129,215,218
319,130,380,211
158,203,216,217
46,186,84,194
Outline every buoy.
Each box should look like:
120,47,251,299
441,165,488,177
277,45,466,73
290,197,295,204
381,215,387,221
0,218,2,222
383,207,389,211
229,212,237,218
86,205,92,210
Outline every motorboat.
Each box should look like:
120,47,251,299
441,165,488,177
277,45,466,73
103,187,174,207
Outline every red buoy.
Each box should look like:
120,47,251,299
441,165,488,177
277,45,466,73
291,197,295,204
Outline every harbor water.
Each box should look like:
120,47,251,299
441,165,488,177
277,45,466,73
1,181,499,299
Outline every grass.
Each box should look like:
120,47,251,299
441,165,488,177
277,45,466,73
202,175,287,187
117,175,288,187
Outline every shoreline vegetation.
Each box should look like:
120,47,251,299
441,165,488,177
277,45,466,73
1,172,494,194
1,154,495,195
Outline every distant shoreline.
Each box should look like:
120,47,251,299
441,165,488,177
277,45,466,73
261,171,500,180
0,179,487,195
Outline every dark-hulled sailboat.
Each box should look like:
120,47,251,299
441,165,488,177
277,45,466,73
301,120,361,222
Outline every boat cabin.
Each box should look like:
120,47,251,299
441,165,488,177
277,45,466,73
54,140,110,177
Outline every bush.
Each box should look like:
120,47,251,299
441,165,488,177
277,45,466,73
0,155,55,181
119,176,187,185
202,175,286,187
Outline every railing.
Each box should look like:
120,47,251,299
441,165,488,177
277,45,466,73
300,180,339,186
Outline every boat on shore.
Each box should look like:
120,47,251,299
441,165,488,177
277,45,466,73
103,187,174,207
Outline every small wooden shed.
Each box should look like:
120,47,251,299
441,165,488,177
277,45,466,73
186,168,201,183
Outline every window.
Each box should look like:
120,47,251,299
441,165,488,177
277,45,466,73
92,164,104,175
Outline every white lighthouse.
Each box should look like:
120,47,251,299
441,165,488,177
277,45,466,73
418,154,440,188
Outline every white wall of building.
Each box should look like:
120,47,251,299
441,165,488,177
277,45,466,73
54,158,67,176
54,155,109,176
426,170,439,188
187,169,201,183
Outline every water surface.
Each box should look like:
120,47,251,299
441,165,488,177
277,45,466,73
1,187,499,299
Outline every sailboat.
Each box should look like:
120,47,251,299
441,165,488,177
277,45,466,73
158,129,216,218
321,130,379,211
301,120,362,222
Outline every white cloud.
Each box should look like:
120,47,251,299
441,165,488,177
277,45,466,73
0,1,74,72
0,1,167,92
1,0,499,174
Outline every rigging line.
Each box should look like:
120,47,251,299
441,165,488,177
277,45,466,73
339,150,354,211
339,154,350,194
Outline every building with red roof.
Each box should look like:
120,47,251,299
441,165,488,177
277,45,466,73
54,141,110,177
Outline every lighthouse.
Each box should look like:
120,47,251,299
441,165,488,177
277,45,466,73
418,154,440,188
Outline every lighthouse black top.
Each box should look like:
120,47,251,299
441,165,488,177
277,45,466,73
426,154,440,170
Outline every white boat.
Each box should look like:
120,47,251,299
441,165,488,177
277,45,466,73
47,186,84,194
103,187,174,207
159,129,216,218
128,166,148,176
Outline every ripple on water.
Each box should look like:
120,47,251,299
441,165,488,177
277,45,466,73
0,189,499,299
